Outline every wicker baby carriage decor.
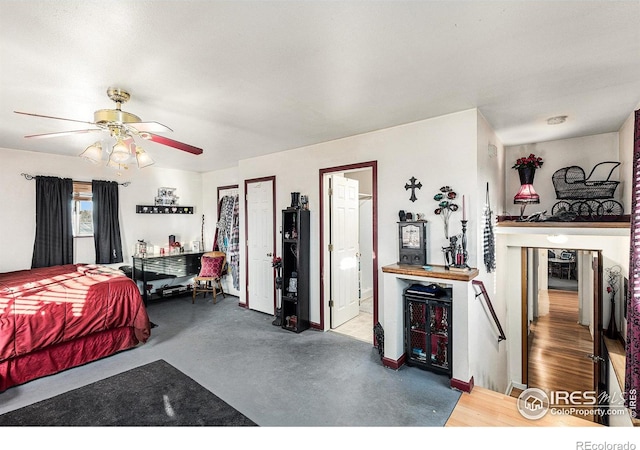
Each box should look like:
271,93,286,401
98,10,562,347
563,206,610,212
551,161,623,220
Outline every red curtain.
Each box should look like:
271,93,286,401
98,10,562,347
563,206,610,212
626,109,640,417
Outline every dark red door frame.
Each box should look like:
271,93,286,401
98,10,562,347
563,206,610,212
318,161,378,335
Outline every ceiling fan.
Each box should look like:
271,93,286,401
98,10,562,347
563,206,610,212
15,87,203,169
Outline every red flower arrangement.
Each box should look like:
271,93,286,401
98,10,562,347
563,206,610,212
512,153,544,170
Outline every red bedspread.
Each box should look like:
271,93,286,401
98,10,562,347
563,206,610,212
0,264,150,389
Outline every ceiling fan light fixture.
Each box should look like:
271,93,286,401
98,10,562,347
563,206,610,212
135,146,155,168
109,138,131,163
18,87,203,171
107,159,129,171
80,141,103,164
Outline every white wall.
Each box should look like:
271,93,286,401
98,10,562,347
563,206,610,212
0,147,203,278
505,133,621,216
468,111,508,392
236,109,479,331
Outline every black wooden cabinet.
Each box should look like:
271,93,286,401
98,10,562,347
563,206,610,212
404,283,452,376
398,221,428,265
281,208,310,333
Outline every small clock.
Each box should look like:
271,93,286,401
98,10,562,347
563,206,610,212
398,221,428,265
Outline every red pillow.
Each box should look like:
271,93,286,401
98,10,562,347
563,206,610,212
199,256,224,277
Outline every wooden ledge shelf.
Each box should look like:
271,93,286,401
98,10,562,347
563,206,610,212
497,219,629,229
382,263,479,282
604,336,640,426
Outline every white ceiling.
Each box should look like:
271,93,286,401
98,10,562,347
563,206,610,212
1,1,639,173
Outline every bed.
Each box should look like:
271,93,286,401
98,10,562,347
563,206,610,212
0,264,151,392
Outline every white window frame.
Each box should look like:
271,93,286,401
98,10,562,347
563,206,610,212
72,181,93,237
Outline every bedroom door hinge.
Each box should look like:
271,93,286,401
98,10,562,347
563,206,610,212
329,299,334,307
328,188,333,196
328,244,334,252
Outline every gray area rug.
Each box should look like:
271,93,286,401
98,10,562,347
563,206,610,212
0,359,256,426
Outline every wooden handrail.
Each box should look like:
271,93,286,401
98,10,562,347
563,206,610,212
472,280,506,342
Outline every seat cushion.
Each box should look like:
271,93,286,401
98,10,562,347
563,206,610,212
198,256,224,277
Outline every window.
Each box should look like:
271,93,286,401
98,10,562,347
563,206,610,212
72,181,93,237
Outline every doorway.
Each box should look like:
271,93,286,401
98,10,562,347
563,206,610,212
320,162,378,344
522,247,603,423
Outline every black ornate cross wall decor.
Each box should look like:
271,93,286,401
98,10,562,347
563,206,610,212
405,176,422,202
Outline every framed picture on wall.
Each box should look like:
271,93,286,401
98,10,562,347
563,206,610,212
155,187,179,206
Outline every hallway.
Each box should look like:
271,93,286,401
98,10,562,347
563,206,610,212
528,288,595,421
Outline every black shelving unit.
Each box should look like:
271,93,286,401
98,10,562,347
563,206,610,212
131,252,203,305
404,283,452,376
281,208,310,333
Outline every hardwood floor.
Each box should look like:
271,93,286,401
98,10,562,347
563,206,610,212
527,288,595,421
445,385,600,427
446,287,600,426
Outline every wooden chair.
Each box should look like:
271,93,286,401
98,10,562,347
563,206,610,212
192,251,226,304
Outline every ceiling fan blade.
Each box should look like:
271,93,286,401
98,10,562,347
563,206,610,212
14,111,97,126
25,129,103,139
126,121,173,133
140,132,203,155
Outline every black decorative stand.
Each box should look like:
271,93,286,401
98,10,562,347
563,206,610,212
444,220,469,271
605,293,617,339
604,266,621,339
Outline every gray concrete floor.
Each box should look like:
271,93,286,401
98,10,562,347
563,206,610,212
0,294,460,429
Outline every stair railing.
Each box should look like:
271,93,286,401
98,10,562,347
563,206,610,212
472,280,506,342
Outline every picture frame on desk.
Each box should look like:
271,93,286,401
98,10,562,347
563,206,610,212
192,241,201,252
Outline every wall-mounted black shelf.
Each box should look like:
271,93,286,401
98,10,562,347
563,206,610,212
136,205,194,214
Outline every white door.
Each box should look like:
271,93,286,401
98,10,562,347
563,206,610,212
330,174,360,328
246,179,275,315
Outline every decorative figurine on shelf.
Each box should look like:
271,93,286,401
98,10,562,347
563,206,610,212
300,195,309,210
288,271,298,296
442,236,457,269
136,239,147,256
434,186,459,239
399,210,406,222
605,265,621,339
290,192,300,209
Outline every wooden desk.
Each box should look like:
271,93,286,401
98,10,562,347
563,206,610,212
132,251,204,304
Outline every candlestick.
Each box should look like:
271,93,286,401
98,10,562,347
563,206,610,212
462,195,466,220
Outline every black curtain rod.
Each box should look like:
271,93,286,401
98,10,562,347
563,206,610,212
20,173,130,186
